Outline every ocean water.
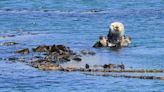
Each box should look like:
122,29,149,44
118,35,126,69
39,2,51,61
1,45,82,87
0,0,164,92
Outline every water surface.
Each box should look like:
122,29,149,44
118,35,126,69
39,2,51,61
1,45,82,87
0,0,164,92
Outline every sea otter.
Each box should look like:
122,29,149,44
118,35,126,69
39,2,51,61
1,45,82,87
107,22,125,44
93,22,131,48
93,36,116,48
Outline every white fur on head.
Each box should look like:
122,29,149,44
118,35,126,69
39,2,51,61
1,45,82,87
110,22,125,36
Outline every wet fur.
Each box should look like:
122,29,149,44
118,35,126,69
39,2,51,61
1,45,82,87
107,22,125,44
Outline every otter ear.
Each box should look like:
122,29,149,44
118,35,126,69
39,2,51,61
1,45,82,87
128,37,132,40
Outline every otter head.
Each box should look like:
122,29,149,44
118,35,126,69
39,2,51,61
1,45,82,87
110,22,125,36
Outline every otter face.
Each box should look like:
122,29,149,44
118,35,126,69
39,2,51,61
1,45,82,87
113,26,119,32
110,22,125,36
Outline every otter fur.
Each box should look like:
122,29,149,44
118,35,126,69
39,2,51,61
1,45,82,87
107,22,125,44
93,36,116,48
93,22,131,48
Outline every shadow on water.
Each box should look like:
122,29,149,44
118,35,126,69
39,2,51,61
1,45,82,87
109,47,122,52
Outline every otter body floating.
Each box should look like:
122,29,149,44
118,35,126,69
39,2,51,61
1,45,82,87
93,22,132,48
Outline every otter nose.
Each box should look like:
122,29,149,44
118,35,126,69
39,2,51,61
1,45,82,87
115,26,119,29
115,26,119,31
